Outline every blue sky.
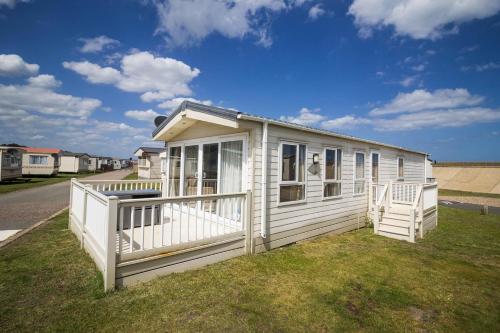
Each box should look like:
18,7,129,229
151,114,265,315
0,0,499,160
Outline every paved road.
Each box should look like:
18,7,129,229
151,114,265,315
0,169,132,242
439,199,500,215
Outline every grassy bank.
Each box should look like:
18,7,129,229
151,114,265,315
439,188,500,199
0,172,101,194
122,172,138,180
1,206,499,332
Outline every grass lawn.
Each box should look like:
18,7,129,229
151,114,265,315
122,172,138,180
439,188,500,199
0,171,101,194
1,206,499,332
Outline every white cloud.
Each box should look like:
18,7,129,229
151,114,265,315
370,88,484,116
27,74,61,89
0,54,39,76
349,0,500,40
279,107,326,126
0,0,29,9
411,64,426,72
63,51,200,102
153,0,308,47
461,62,500,72
78,35,120,53
0,79,102,118
157,97,213,111
374,107,500,131
399,75,419,87
124,109,160,122
322,115,371,130
308,4,325,20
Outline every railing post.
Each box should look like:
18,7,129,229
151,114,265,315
69,178,75,229
373,204,379,234
388,180,393,206
104,196,118,291
419,185,424,239
245,190,254,255
409,209,416,243
81,184,91,248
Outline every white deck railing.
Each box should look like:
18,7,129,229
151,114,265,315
391,182,419,204
78,179,162,192
69,178,251,290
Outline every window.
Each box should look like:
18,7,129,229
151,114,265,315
138,158,147,166
168,147,181,197
371,152,379,183
29,155,48,165
279,142,306,203
354,152,366,194
323,148,342,198
398,157,404,180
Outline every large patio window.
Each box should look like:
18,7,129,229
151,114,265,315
279,142,306,203
167,137,245,197
354,152,366,195
324,148,342,198
168,147,181,197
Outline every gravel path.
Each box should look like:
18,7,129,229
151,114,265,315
0,169,132,241
439,195,500,208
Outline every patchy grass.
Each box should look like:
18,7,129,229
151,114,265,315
1,206,500,332
122,172,138,180
0,172,101,194
439,188,500,199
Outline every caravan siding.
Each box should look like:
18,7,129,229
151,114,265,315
253,124,425,252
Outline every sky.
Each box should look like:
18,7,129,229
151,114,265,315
0,0,499,160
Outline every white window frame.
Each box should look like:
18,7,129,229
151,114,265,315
323,147,342,199
29,155,48,165
397,156,404,181
353,151,366,195
278,141,307,205
165,133,248,197
370,151,380,184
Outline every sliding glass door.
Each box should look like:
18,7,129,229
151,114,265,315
202,143,218,195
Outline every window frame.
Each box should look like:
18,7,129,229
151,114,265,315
353,151,366,196
322,147,342,199
370,151,380,183
397,156,404,181
278,141,307,205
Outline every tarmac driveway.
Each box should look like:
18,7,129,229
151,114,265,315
0,169,132,243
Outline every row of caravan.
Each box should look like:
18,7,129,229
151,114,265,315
0,146,130,181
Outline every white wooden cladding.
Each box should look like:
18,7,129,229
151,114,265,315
79,179,162,192
391,182,419,204
116,192,247,260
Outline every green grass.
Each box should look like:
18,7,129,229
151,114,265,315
1,206,500,332
0,172,101,194
439,188,500,199
122,172,138,180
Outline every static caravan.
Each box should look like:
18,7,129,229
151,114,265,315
69,101,438,289
134,147,164,179
60,152,90,173
0,146,24,181
112,159,122,170
22,147,61,176
88,156,100,172
100,157,113,171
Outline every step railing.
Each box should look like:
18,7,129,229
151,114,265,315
373,183,389,234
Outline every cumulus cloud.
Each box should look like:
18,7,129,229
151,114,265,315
279,107,326,126
279,88,500,132
374,107,500,131
0,0,29,9
348,0,500,40
78,35,120,53
308,4,325,20
153,0,309,47
370,88,484,116
157,97,213,111
27,74,61,89
0,54,39,76
124,109,160,122
63,51,200,103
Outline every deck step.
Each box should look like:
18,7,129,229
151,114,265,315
383,213,409,223
378,223,410,235
377,230,411,242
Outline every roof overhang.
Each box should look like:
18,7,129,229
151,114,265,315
153,108,239,141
